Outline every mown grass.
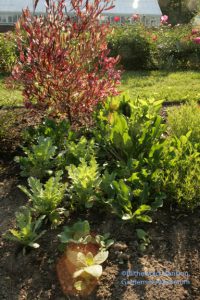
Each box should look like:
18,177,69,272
0,74,22,107
120,71,200,103
0,71,200,107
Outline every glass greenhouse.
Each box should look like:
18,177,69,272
0,0,162,27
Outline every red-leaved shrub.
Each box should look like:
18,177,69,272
13,0,121,125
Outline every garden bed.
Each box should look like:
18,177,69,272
0,159,199,300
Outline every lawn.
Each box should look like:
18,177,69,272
120,70,200,103
0,74,22,107
1,71,200,107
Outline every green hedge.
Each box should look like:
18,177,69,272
0,32,17,73
108,24,200,70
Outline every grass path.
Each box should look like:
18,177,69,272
0,74,22,107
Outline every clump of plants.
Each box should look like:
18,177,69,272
57,220,113,296
162,133,200,209
0,32,17,73
13,0,121,125
15,136,57,179
19,171,67,225
167,101,200,147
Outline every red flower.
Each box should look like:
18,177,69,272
192,29,199,35
114,16,120,22
193,37,200,44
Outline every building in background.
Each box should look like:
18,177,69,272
101,0,162,26
0,0,162,32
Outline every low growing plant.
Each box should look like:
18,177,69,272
5,206,46,254
15,136,57,179
162,133,200,209
167,101,200,147
19,171,67,225
67,157,101,209
58,220,114,250
57,220,113,295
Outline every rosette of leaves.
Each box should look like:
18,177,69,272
58,220,114,250
66,157,101,208
15,136,57,179
19,171,67,225
4,206,46,254
67,249,109,292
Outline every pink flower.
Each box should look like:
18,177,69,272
114,16,120,22
161,15,168,24
132,14,140,21
192,29,199,35
193,37,200,44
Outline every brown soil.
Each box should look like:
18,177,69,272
0,107,200,300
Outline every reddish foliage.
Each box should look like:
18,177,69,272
13,0,121,125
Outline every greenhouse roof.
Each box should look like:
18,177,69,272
0,0,162,16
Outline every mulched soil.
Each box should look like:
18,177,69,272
0,106,200,300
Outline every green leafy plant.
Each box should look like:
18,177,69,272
136,228,151,252
67,157,101,208
162,133,200,209
58,220,113,293
23,119,71,147
5,206,46,253
68,249,109,292
15,136,57,179
0,32,17,73
19,171,67,225
59,220,114,250
65,136,96,165
167,101,200,147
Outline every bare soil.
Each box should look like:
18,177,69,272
0,107,199,300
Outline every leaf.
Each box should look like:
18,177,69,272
151,198,164,210
133,205,151,216
136,229,147,240
84,265,103,278
94,251,109,264
29,242,40,248
74,280,86,291
73,269,85,278
67,250,86,267
136,215,152,223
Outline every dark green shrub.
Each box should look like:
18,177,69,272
108,24,200,70
108,24,152,70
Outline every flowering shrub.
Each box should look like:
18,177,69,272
160,15,169,25
109,23,200,70
13,0,121,125
108,24,152,70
